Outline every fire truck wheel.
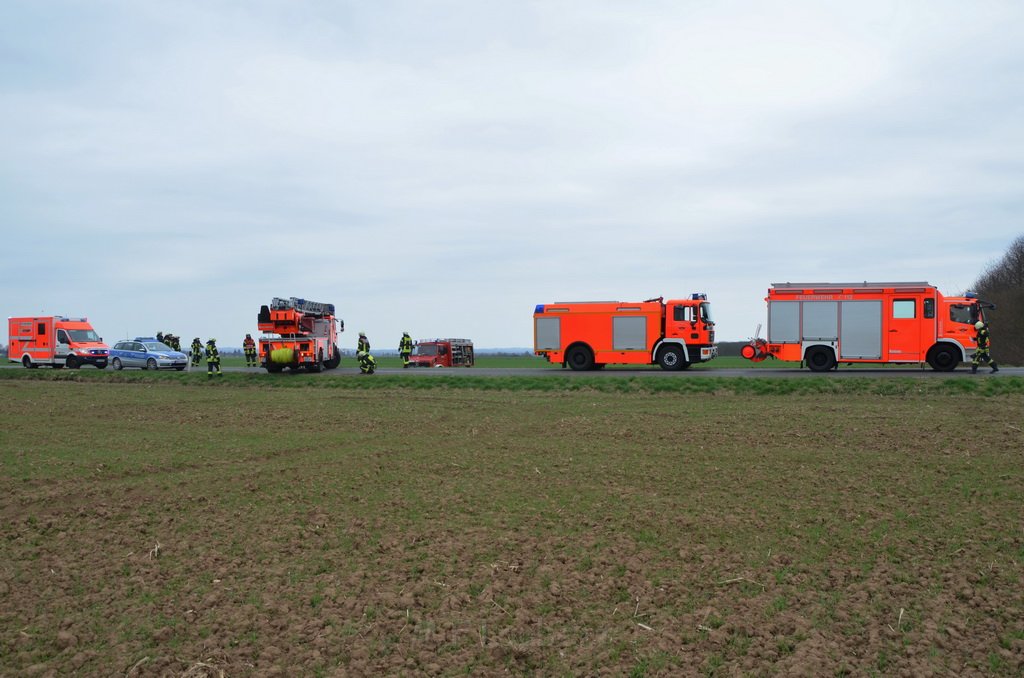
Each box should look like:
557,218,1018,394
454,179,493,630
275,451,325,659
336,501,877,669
656,345,687,371
65,355,79,369
112,358,123,370
927,345,959,372
325,347,341,370
805,346,836,372
308,350,324,373
565,345,595,371
146,358,158,370
266,362,283,373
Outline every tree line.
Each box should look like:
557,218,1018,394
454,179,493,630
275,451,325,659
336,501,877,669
972,234,1024,366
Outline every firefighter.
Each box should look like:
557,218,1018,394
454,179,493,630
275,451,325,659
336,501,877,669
399,332,413,368
358,350,376,374
190,337,203,367
357,331,370,355
167,334,180,351
242,333,257,368
156,331,165,344
972,321,999,373
205,338,222,377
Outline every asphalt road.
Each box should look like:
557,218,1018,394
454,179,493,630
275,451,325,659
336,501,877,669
3,364,1019,378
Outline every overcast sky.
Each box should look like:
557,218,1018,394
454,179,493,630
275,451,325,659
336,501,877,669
2,1,1022,349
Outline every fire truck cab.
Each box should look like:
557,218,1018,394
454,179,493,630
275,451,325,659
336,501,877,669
409,338,474,368
8,316,109,369
534,294,717,371
742,282,993,372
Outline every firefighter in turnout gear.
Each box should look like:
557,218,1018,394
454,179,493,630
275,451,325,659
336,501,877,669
357,331,374,374
399,332,413,368
190,338,203,367
243,333,257,368
205,338,222,377
971,321,999,373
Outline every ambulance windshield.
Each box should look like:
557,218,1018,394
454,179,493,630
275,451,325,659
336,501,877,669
67,329,100,342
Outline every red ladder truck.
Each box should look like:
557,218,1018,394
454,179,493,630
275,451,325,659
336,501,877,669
257,297,343,373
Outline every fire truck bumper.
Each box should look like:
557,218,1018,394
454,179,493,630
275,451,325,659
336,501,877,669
700,346,718,361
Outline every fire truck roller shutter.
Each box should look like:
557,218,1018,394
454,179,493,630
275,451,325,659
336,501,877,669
535,317,560,351
768,302,800,343
802,302,839,341
839,301,882,359
612,316,646,351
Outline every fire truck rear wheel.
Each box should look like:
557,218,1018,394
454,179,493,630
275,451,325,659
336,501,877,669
66,355,79,369
325,347,341,369
565,345,595,371
266,362,283,373
927,345,959,372
805,346,836,372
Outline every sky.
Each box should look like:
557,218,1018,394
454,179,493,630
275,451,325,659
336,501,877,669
2,1,1023,349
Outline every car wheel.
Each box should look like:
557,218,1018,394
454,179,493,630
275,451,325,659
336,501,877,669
146,358,158,370
113,358,123,370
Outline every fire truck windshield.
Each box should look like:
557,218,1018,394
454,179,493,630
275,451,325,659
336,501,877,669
699,303,713,322
68,329,100,342
413,344,438,356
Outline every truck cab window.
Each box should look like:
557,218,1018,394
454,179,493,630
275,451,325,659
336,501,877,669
673,306,694,322
57,330,70,344
923,298,935,319
893,300,915,319
949,305,972,324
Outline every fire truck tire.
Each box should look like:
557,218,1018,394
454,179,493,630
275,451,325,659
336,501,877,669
112,358,123,370
325,347,341,369
926,345,959,372
656,345,687,371
805,346,836,372
66,355,79,369
266,363,283,373
146,358,158,370
565,345,595,371
308,350,324,373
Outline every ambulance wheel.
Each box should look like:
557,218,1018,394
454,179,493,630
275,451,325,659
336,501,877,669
565,345,594,371
112,358,123,370
927,345,959,372
22,356,37,369
66,355,79,369
656,345,686,371
805,346,836,372
146,358,158,370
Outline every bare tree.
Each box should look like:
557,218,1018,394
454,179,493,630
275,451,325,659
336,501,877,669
972,234,1024,365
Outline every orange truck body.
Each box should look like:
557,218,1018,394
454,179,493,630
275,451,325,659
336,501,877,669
742,282,994,372
8,316,109,369
257,297,343,373
408,338,474,368
533,295,717,370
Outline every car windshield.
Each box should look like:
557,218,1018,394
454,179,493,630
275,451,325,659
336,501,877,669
143,342,173,351
413,344,438,356
68,329,100,342
700,302,713,323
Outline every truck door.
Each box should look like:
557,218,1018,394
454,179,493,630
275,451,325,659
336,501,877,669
668,304,696,340
887,298,922,361
56,329,71,358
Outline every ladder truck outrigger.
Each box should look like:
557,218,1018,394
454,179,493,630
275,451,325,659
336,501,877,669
257,297,343,373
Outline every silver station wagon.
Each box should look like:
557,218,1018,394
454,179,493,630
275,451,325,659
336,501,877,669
109,337,189,371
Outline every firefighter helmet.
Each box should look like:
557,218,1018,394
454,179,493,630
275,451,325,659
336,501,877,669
975,321,984,330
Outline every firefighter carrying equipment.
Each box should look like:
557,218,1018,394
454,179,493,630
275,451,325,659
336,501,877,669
190,338,203,367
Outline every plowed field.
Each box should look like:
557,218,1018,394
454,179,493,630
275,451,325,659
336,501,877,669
1,380,1022,676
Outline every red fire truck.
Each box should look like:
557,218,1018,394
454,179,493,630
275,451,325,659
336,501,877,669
533,294,717,370
741,282,994,372
408,338,474,368
8,316,109,369
257,297,343,373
